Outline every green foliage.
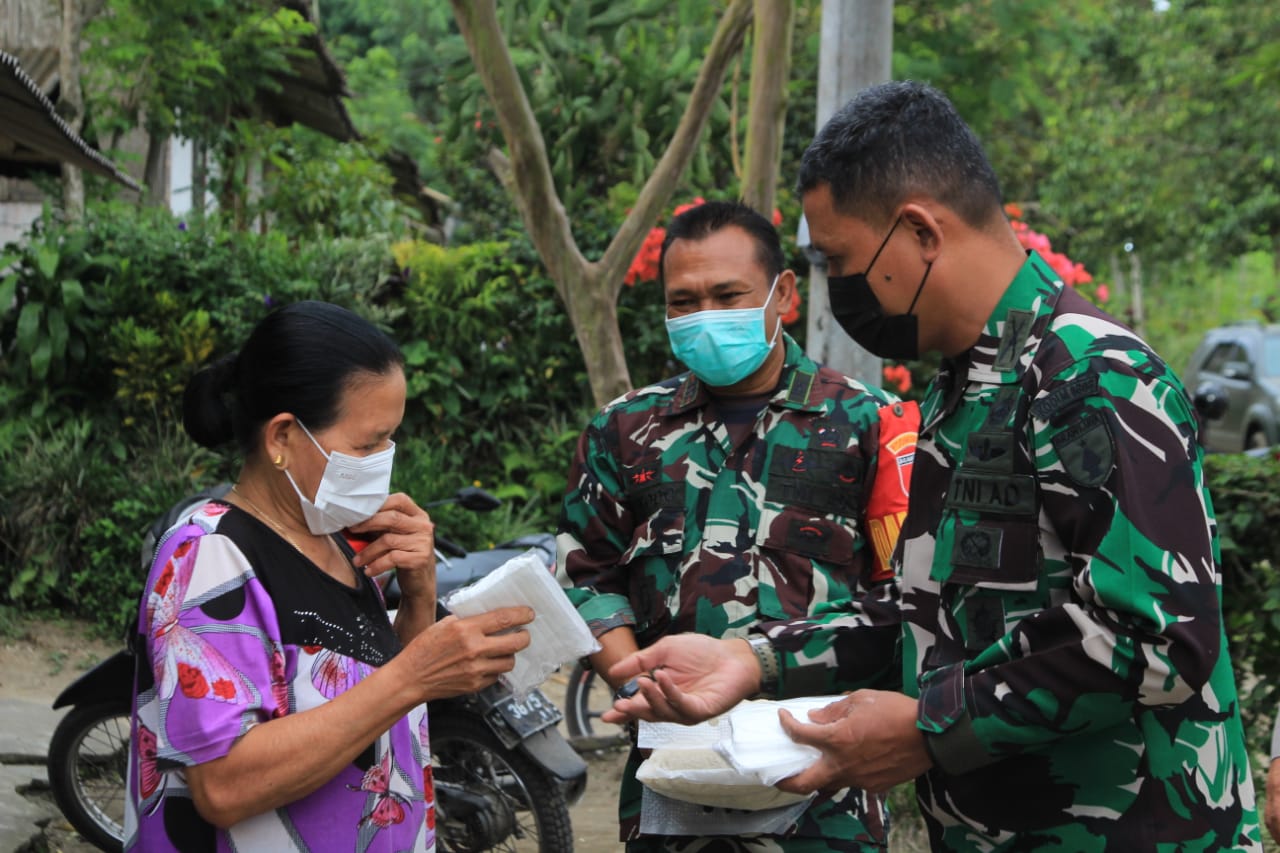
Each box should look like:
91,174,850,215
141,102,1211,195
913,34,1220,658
0,210,113,399
84,1,315,146
1206,451,1280,732
244,126,420,241
391,237,594,451
1034,0,1280,279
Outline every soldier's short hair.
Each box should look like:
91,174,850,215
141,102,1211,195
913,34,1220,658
797,80,1006,231
658,200,784,287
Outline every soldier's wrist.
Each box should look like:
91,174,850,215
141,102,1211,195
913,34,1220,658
745,635,780,699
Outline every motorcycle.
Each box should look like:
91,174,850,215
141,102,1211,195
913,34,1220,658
48,484,586,852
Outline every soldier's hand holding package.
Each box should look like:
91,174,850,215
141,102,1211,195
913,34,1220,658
605,635,933,795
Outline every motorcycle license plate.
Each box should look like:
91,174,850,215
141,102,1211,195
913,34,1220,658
488,688,562,738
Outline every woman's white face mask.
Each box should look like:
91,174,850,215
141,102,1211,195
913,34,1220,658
284,421,395,534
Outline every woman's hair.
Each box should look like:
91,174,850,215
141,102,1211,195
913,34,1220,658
183,301,404,455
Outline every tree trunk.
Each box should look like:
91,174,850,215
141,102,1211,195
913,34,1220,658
804,0,893,390
741,0,794,217
450,0,753,408
142,132,170,207
58,0,84,220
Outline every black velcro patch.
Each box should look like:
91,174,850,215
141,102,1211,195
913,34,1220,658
784,517,835,559
811,419,852,450
1031,374,1099,422
964,595,1007,651
945,472,1037,517
964,432,1015,473
1052,412,1115,488
631,483,685,518
766,448,863,515
787,369,816,405
952,524,1002,571
994,309,1035,372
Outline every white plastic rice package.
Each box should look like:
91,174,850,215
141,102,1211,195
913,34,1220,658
634,696,835,811
441,549,600,698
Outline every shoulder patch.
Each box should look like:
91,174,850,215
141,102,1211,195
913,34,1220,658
1051,412,1114,487
1031,374,1099,422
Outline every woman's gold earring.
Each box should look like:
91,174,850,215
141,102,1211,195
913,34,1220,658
273,454,285,468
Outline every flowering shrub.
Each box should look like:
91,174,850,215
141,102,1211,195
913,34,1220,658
624,199,800,325
882,363,912,395
1005,203,1110,303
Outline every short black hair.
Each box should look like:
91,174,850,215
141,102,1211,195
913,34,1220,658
183,301,404,455
796,80,1005,230
658,200,784,286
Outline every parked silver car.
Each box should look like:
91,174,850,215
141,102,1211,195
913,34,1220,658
1187,322,1280,452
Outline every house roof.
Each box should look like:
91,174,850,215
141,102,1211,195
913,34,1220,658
0,48,139,189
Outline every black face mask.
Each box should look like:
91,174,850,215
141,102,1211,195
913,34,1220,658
827,217,932,361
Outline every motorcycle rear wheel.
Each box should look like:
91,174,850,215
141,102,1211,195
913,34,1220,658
47,699,130,852
431,714,574,853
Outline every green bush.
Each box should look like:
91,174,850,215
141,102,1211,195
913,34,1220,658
1206,451,1280,747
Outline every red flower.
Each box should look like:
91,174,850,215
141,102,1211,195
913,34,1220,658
883,364,912,394
178,663,209,699
772,208,783,227
1004,202,1024,220
672,196,705,218
212,678,237,700
625,227,666,286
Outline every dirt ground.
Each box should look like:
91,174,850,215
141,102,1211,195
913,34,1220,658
0,614,630,852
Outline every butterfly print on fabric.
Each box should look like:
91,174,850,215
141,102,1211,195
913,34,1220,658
310,647,373,699
146,539,253,704
348,750,409,830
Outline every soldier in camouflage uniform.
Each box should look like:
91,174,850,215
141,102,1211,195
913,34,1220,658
557,201,918,851
604,82,1263,852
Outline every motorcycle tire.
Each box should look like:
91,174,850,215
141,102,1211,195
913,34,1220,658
47,699,131,852
431,714,574,853
563,662,601,742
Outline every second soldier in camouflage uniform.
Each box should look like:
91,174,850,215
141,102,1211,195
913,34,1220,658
603,83,1262,852
557,201,918,852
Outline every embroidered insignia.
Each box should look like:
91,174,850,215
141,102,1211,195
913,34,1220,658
1031,374,1100,422
1052,412,1115,488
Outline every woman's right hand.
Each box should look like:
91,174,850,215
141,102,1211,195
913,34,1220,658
399,606,535,701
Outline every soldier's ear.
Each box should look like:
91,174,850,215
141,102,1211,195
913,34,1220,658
901,203,943,264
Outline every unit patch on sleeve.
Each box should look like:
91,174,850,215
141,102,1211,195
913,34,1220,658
1051,412,1115,488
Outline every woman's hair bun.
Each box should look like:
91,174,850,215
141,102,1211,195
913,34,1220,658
182,351,239,448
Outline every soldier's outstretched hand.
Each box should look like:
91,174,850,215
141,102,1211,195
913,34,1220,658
775,689,933,794
602,634,760,725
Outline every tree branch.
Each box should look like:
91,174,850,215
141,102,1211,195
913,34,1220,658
595,0,754,293
742,0,794,217
449,0,585,303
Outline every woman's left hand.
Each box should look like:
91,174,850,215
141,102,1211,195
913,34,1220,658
346,492,436,601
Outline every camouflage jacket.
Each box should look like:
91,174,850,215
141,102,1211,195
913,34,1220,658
557,334,916,848
761,254,1262,851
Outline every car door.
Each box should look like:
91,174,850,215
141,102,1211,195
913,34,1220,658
1207,340,1253,449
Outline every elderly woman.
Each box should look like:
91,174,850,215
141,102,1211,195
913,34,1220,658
125,301,533,851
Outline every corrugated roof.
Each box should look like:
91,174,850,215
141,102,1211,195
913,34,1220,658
0,49,139,189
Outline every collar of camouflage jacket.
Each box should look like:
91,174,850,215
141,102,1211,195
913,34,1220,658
665,333,824,416
943,251,1065,392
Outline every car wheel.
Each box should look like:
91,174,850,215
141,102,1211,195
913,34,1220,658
1245,428,1269,451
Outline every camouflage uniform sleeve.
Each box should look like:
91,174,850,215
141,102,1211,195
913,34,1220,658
754,582,904,698
921,358,1225,774
555,412,637,637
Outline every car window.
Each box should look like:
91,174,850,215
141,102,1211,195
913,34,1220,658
1202,342,1240,374
1263,334,1280,378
